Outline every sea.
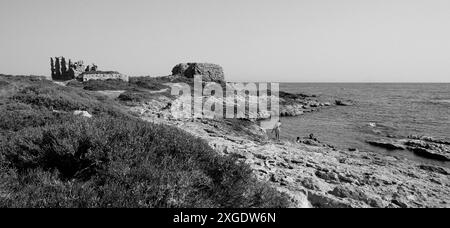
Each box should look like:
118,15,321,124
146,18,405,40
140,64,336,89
280,83,450,168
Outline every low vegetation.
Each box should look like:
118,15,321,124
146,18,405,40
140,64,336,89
67,77,170,92
129,77,171,91
67,79,132,91
0,75,290,208
117,90,161,103
67,77,173,105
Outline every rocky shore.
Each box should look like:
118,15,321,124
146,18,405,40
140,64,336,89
279,91,332,117
55,62,449,208
126,86,450,208
366,136,450,162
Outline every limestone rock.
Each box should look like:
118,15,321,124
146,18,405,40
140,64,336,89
366,137,450,162
172,63,225,82
279,91,331,117
408,147,450,162
73,110,92,118
335,99,354,106
79,71,129,82
419,165,449,175
366,139,406,150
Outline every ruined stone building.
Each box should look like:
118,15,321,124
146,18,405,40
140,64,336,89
79,71,129,82
172,63,225,82
50,56,128,82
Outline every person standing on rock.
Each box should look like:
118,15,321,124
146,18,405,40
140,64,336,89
272,120,282,141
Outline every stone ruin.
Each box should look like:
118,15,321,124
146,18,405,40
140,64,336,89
80,71,128,82
172,63,225,82
50,56,128,82
51,57,96,81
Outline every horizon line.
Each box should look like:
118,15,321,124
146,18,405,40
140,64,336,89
1,73,450,84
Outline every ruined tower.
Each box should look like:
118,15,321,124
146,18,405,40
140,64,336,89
54,57,61,79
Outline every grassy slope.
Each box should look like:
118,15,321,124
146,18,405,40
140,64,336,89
66,77,171,92
0,75,289,208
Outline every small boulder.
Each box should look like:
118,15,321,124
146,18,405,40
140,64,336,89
299,177,322,191
315,170,339,183
335,100,353,106
73,110,93,118
418,165,449,175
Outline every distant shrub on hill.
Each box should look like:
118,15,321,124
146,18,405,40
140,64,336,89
67,79,132,91
117,90,152,103
129,77,170,91
66,77,170,92
134,75,195,85
117,90,173,104
0,80,9,89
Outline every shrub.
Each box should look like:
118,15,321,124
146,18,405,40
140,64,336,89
66,79,131,91
0,80,9,89
0,117,289,208
117,90,150,103
80,79,132,91
9,83,126,118
0,103,70,132
66,77,170,92
129,77,170,91
117,89,173,103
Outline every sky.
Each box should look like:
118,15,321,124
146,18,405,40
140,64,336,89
0,0,450,82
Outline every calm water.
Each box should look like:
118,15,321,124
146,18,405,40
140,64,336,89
280,83,450,167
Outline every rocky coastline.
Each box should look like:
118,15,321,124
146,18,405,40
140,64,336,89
126,80,450,208
45,62,449,208
279,91,332,117
366,136,450,162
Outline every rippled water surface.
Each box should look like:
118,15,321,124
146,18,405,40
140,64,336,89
279,83,450,167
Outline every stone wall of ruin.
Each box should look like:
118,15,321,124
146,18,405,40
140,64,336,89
80,72,129,82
